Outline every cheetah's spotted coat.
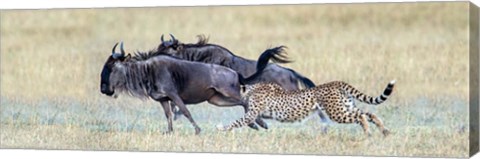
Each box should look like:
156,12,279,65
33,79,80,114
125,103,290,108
217,80,395,136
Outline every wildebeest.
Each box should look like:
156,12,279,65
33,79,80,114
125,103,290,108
157,34,330,124
100,42,287,134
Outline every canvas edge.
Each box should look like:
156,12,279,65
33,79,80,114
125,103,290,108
469,1,480,157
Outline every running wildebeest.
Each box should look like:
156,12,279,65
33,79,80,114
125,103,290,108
100,42,287,134
157,34,331,125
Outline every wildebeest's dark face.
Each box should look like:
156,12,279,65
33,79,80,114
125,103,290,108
157,34,181,56
100,42,129,97
100,57,116,96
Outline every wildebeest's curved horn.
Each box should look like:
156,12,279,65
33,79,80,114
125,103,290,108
161,34,165,42
120,41,126,56
112,42,119,55
169,34,176,41
112,42,125,59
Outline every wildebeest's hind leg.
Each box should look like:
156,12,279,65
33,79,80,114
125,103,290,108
170,102,183,120
318,111,331,123
159,100,174,134
207,94,263,130
169,94,202,135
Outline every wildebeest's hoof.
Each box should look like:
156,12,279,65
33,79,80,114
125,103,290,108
195,127,201,135
321,126,328,134
162,131,173,135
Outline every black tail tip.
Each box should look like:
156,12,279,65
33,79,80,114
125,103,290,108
383,80,396,96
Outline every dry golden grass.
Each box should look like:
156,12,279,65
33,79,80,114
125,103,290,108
0,2,472,157
0,123,467,157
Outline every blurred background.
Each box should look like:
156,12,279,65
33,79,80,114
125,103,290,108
0,2,471,157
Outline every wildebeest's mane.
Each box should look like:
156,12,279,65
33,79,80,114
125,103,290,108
169,35,262,71
195,34,209,45
130,49,181,61
178,36,242,59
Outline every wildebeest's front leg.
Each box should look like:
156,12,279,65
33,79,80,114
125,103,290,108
169,94,202,135
159,100,174,134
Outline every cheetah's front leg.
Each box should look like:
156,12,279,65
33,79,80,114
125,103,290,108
216,109,261,131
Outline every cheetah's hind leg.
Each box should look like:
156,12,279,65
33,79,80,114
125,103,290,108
325,101,372,136
365,112,390,136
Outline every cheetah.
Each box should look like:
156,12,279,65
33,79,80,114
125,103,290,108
216,80,395,136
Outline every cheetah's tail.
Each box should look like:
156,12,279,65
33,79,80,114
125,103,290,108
347,80,395,105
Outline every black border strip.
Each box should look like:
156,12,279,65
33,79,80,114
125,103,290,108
469,2,479,157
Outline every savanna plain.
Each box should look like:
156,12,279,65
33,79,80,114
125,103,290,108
0,2,472,157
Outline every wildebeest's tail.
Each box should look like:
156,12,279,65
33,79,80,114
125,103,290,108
238,46,288,85
342,80,396,105
286,68,316,88
255,45,290,71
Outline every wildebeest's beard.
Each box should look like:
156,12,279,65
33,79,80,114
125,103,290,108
100,63,114,96
111,61,153,99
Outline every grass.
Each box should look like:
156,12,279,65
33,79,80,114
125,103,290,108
0,123,468,157
0,2,472,157
0,95,469,157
